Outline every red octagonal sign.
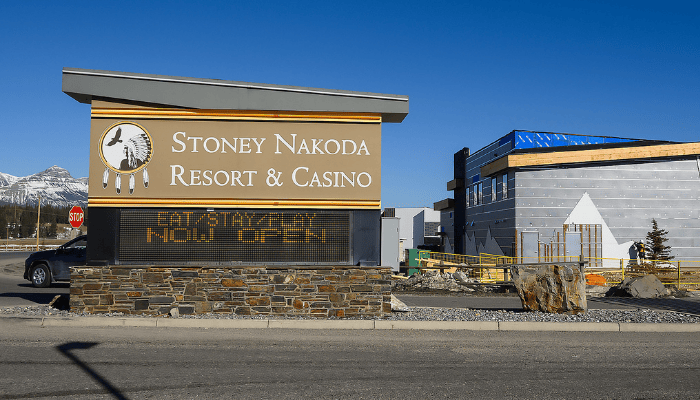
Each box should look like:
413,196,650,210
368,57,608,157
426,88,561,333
69,206,84,228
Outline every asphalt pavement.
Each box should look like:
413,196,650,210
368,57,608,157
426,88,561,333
1,319,699,399
3,252,700,398
0,250,32,268
0,251,71,307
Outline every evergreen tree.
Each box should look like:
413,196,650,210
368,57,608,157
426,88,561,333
19,206,33,238
0,212,6,239
48,221,58,238
645,219,673,262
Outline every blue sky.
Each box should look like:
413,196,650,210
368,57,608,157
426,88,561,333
0,1,697,208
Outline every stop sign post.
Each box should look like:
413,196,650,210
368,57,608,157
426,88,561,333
69,206,84,228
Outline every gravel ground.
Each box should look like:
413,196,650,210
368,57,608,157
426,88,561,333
3,304,700,324
386,307,700,323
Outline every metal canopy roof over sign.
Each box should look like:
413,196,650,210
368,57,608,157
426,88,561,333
62,68,409,123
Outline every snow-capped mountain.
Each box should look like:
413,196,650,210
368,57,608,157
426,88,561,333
0,172,18,187
0,166,88,208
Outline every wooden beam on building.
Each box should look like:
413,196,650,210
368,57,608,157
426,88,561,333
446,179,463,191
481,142,700,176
434,198,455,211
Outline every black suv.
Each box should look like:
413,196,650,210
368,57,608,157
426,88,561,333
24,235,87,287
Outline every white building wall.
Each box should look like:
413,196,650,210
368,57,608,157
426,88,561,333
388,207,442,261
391,207,440,248
393,208,425,250
413,209,441,247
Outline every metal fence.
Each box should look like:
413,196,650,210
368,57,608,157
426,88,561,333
417,251,513,283
585,257,700,288
417,251,700,288
0,244,59,252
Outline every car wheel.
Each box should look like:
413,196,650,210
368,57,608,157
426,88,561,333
31,264,51,288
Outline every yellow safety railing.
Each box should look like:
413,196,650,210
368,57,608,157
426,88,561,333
585,257,700,288
417,251,515,266
417,251,514,283
416,251,700,289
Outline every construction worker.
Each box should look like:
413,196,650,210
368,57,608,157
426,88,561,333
636,242,646,260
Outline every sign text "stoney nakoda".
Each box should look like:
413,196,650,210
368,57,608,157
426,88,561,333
169,132,374,188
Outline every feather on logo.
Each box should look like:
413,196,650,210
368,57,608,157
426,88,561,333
99,122,153,195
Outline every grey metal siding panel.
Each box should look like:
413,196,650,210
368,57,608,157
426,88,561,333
465,141,513,182
440,210,455,249
461,142,516,255
464,197,517,256
514,159,700,259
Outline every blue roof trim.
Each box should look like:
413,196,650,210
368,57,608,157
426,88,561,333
513,130,639,150
499,132,515,147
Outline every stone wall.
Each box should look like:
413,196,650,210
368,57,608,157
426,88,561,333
70,266,391,318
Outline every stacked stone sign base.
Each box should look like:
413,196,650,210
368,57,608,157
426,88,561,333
70,266,391,318
511,264,587,314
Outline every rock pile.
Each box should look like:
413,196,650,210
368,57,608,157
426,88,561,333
607,275,670,298
392,270,476,293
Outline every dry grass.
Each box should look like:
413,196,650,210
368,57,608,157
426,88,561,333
3,238,69,246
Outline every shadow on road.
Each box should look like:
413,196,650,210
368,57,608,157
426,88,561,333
56,342,127,400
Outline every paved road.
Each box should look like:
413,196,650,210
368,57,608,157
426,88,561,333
1,320,699,399
0,250,32,267
0,251,70,307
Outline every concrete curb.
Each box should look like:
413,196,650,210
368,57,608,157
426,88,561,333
619,323,700,332
374,320,499,330
2,315,699,332
41,317,158,328
267,319,375,330
158,318,269,329
499,321,620,332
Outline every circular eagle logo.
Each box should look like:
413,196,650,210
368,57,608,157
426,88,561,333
98,122,153,195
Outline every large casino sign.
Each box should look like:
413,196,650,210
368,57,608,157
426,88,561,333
89,105,382,265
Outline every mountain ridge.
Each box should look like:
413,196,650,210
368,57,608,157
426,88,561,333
0,166,88,208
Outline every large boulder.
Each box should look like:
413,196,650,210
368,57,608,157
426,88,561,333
615,275,669,298
511,264,587,314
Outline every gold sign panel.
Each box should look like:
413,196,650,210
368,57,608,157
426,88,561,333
89,107,381,209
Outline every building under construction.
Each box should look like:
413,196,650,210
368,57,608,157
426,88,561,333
437,130,700,267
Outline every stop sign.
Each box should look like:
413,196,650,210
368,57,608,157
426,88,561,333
69,206,84,228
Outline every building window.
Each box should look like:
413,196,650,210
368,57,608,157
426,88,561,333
477,182,483,205
501,173,508,199
468,186,474,207
491,177,497,202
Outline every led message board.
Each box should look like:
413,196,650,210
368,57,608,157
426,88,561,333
118,209,351,263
